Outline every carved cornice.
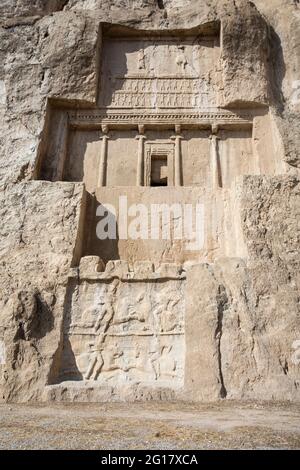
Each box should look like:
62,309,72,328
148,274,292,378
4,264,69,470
69,109,254,128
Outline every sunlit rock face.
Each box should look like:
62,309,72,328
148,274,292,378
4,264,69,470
0,0,299,403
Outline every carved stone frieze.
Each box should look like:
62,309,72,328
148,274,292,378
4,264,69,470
68,109,255,129
58,277,185,388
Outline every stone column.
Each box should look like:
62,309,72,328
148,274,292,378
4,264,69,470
98,125,109,187
136,125,146,186
210,125,221,189
173,125,183,187
55,112,69,181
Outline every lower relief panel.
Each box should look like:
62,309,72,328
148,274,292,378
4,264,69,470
56,278,185,394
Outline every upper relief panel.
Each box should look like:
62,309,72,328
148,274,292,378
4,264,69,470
99,30,221,110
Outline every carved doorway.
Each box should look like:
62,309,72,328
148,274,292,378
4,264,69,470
151,155,168,186
144,142,175,186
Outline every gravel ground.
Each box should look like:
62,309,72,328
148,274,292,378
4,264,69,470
0,401,299,450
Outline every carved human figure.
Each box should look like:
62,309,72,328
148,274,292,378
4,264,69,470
150,352,160,380
160,310,178,333
132,347,144,372
113,309,147,329
177,93,184,107
178,80,184,93
134,292,151,327
149,341,160,380
94,298,114,334
94,281,117,334
113,291,148,329
105,342,124,372
176,46,188,72
132,79,138,93
122,93,128,107
119,345,143,374
160,345,178,379
84,333,105,381
138,92,145,107
165,93,171,107
138,49,146,70
152,305,162,332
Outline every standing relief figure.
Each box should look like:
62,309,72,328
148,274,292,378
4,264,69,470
160,345,178,379
84,282,119,380
149,347,160,381
94,298,115,334
112,92,119,107
165,93,171,107
138,49,146,71
139,93,146,107
159,93,166,107
176,45,188,72
84,333,105,381
94,281,118,333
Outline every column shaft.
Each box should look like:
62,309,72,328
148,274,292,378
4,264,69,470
98,135,109,187
211,135,221,189
136,135,145,186
174,136,182,187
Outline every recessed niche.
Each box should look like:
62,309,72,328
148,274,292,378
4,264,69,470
151,155,168,187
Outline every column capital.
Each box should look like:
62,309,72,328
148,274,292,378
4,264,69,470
175,124,181,134
101,124,109,134
138,124,146,135
135,134,147,140
170,134,183,141
211,123,219,135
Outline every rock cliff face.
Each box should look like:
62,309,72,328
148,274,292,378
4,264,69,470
0,0,299,402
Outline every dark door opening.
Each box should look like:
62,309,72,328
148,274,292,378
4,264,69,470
151,155,168,186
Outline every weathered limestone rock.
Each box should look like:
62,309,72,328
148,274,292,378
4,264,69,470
133,261,154,278
185,263,228,401
0,182,84,401
0,1,68,21
105,260,130,277
220,0,275,107
158,263,182,278
79,256,105,276
0,0,299,403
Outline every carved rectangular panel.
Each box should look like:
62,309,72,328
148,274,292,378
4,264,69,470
59,278,185,389
99,37,220,110
144,142,175,186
